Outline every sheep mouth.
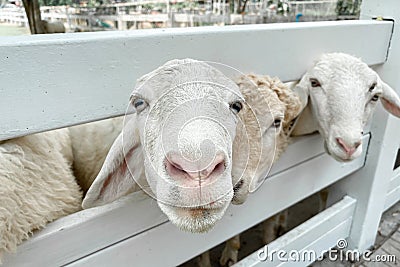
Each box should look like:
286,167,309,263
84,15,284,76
324,141,355,162
233,179,244,193
175,205,224,218
187,207,215,217
158,200,230,232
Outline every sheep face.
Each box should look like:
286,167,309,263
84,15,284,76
294,53,400,162
83,59,244,233
134,65,242,232
231,75,286,204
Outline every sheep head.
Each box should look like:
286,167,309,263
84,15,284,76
293,53,400,162
231,74,303,204
83,59,244,233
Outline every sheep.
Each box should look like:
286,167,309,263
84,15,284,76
41,20,66,34
228,74,303,205
286,52,400,217
0,129,82,263
82,58,246,233
291,52,400,161
215,74,303,266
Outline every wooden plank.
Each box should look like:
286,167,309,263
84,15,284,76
236,196,356,267
68,197,355,267
384,173,400,211
0,20,393,140
269,134,324,175
2,135,368,266
388,174,400,192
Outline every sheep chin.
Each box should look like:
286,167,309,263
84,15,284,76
158,201,230,233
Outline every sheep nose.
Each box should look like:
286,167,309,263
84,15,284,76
336,138,361,157
165,153,226,181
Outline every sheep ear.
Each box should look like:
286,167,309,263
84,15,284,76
381,81,400,118
286,76,312,136
82,117,142,209
291,75,310,111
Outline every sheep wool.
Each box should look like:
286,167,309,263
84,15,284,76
240,74,302,156
69,117,123,193
0,129,82,263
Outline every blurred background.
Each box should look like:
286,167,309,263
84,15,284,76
0,0,361,35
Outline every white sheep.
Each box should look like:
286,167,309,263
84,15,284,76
249,54,400,265
0,129,82,263
232,53,400,267
215,74,303,266
286,53,400,218
291,52,400,161
82,59,246,233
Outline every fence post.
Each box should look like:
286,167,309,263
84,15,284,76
327,0,400,252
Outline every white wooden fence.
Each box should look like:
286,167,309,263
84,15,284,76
1,0,400,266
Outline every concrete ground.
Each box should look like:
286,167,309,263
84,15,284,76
180,193,400,267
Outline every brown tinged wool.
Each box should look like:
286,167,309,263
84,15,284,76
236,74,302,164
217,74,303,266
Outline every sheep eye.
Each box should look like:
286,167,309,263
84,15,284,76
132,98,148,112
273,119,282,128
310,78,321,88
371,95,379,102
369,83,377,92
230,101,243,114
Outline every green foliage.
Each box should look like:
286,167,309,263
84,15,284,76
336,0,361,16
174,1,199,11
39,0,73,6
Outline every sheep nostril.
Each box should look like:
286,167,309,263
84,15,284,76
336,138,349,153
198,157,225,179
209,161,225,177
165,160,185,177
354,141,362,149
